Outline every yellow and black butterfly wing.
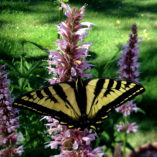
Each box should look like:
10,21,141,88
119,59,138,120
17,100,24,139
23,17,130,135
13,78,145,130
13,82,81,128
85,78,145,129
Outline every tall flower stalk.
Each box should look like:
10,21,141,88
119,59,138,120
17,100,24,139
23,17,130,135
116,24,142,157
47,2,93,84
0,65,23,156
44,3,103,157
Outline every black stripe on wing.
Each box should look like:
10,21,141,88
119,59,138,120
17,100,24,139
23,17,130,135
94,79,105,96
125,81,132,88
104,79,114,97
74,78,87,114
93,83,145,121
88,79,105,115
115,80,121,90
36,90,44,99
13,98,77,125
52,83,80,117
43,87,58,102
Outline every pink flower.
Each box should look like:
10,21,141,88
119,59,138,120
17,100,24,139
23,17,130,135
43,3,104,157
47,3,94,84
73,140,78,150
82,133,96,145
44,117,104,156
118,24,141,82
0,65,23,156
88,147,105,157
48,141,61,149
116,122,138,134
15,146,23,156
116,101,138,116
127,122,138,133
116,24,142,134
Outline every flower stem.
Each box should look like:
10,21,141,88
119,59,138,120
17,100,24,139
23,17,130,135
123,116,128,157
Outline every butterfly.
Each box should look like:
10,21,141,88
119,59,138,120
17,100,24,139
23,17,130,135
13,78,145,131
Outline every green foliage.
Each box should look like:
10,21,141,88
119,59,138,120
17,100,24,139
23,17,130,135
61,0,69,2
69,0,123,10
0,40,51,155
8,62,50,155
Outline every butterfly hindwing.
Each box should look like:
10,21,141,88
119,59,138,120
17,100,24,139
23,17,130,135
85,78,145,124
13,82,81,128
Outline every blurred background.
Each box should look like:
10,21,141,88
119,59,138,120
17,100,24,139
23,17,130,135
0,0,157,156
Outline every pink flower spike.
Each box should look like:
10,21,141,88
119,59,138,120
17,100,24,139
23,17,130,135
118,24,141,82
127,122,138,133
116,24,142,137
47,3,94,83
61,2,72,19
70,67,77,77
81,22,96,29
116,122,138,134
43,3,104,157
76,28,89,42
82,133,96,145
116,122,126,132
0,65,23,156
65,130,70,137
116,101,138,116
15,145,23,156
79,4,86,16
88,146,104,157
48,141,60,149
73,140,78,150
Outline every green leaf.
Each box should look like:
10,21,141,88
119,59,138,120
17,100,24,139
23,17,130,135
18,78,25,88
126,142,140,156
61,0,69,2
137,108,146,114
24,60,31,70
25,61,42,78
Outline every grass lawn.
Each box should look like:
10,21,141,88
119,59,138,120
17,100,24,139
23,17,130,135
0,0,157,155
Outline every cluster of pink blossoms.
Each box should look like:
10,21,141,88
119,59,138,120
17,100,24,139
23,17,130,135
43,116,104,157
0,65,23,156
116,24,142,133
118,24,141,82
47,2,93,84
44,3,104,157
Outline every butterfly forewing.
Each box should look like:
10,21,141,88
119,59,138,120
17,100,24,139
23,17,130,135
85,78,145,121
13,82,81,125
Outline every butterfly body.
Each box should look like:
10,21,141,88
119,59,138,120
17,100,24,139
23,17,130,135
13,78,145,131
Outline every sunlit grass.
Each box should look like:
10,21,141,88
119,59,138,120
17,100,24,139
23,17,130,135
1,1,157,59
